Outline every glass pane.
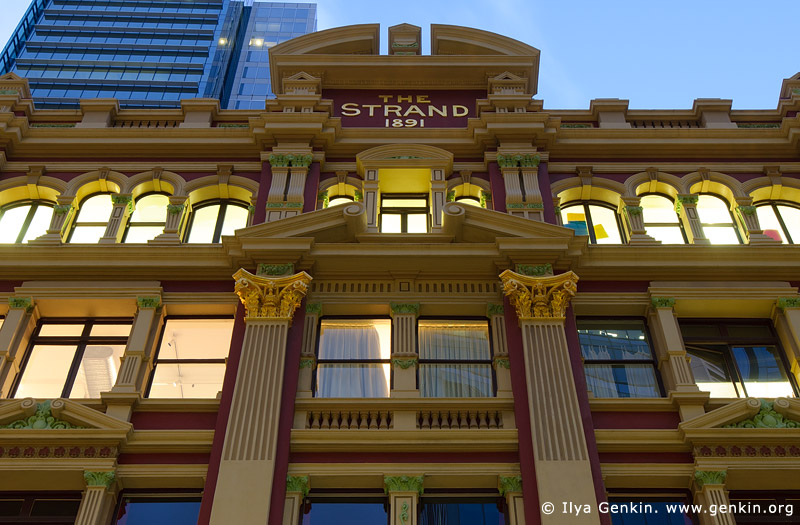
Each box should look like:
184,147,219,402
328,197,352,207
90,324,132,337
646,226,685,244
381,213,402,233
776,205,800,243
679,324,721,339
609,501,693,525
419,502,503,525
406,213,428,233
455,197,481,207
39,324,85,337
641,195,679,224
0,500,24,516
577,321,653,360
116,499,201,524
381,198,427,208
77,194,113,222
756,205,786,243
561,205,589,236
419,364,492,397
15,345,77,398
732,346,794,397
302,502,388,525
703,226,740,245
584,364,660,398
69,345,125,398
186,204,220,243
30,499,81,517
157,318,234,360
125,226,164,243
725,324,773,339
316,364,390,398
696,194,732,224
686,346,739,397
70,225,107,243
21,204,53,242
149,363,227,398
131,194,168,222
588,205,622,244
0,206,30,242
219,204,248,237
419,321,490,360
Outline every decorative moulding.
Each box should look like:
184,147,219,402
498,474,522,495
384,475,424,494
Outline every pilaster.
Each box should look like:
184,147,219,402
209,269,311,525
297,302,321,399
735,198,780,245
620,196,659,245
488,303,512,398
390,303,420,400
282,476,310,525
500,269,598,524
75,471,117,525
497,152,544,221
99,194,132,244
773,297,800,381
499,475,525,525
675,195,710,245
150,195,188,244
384,475,423,525
32,195,75,244
0,297,37,398
693,471,735,525
265,152,313,222
430,168,447,233
364,168,380,232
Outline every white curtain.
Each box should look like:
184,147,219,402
419,322,491,398
317,322,389,398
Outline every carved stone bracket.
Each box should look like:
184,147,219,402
233,269,312,321
499,269,579,320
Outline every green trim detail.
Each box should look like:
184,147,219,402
487,303,504,316
30,123,76,128
0,89,20,95
266,202,285,208
498,475,522,495
84,471,116,488
737,123,780,129
516,264,552,276
494,357,511,370
384,475,424,495
777,297,800,312
390,303,420,316
217,123,249,128
650,297,675,309
257,263,294,276
299,358,315,369
794,88,800,96
306,303,322,315
353,190,363,202
677,195,698,205
136,296,161,309
8,297,34,313
722,400,800,428
625,206,643,217
386,155,422,160
447,190,456,202
53,204,72,215
391,42,419,49
318,190,329,208
480,191,491,208
111,195,132,205
391,358,418,369
166,204,184,215
560,123,592,129
400,502,410,525
507,203,544,210
269,153,313,168
694,470,726,488
737,205,757,217
496,153,540,169
1,401,84,430
286,475,310,496
286,202,303,208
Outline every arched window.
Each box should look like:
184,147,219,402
68,193,113,243
185,200,249,243
560,202,624,244
755,202,800,244
450,182,485,208
0,201,54,243
123,193,169,243
321,181,360,209
640,194,686,244
328,194,354,207
696,195,741,244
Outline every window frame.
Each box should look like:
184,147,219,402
755,201,800,244
183,199,250,243
0,200,54,244
301,491,390,525
379,193,430,234
313,316,393,398
111,490,202,525
638,193,688,244
560,200,627,244
66,192,115,243
11,318,132,399
121,191,170,243
144,315,234,399
416,316,496,398
0,491,83,524
680,319,798,398
576,317,665,398
695,193,743,245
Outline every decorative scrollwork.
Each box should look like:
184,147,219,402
233,269,312,321
499,269,578,320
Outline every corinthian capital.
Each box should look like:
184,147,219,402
499,269,578,320
233,268,312,321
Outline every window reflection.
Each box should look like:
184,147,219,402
302,500,388,525
0,202,54,243
756,203,800,244
68,193,113,243
640,195,685,244
696,195,741,244
115,495,201,525
185,201,249,243
124,193,169,243
561,203,623,244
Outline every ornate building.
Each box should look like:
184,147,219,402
1,22,800,525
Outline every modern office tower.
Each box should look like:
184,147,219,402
0,0,317,109
1,22,800,525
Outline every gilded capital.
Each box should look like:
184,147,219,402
499,269,578,320
233,268,312,321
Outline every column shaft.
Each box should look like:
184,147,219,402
75,487,115,525
0,300,36,397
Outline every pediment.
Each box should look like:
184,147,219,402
0,398,132,432
680,398,800,431
0,72,24,81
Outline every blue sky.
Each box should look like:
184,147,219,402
2,0,798,110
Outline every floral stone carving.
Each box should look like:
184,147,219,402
722,400,800,428
384,475,424,494
84,471,116,488
1,400,84,430
500,269,578,320
233,268,311,320
498,475,522,495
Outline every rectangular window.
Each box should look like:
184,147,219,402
315,319,391,398
0,493,82,523
114,493,201,525
13,319,131,399
681,320,796,398
577,319,661,398
418,320,493,397
419,498,505,525
147,317,234,399
380,194,429,233
302,498,388,525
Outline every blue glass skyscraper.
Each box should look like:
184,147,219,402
0,0,317,109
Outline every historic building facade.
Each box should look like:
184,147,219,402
0,22,799,525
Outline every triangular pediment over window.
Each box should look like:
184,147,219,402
0,398,132,433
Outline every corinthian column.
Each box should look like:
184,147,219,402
500,269,599,525
209,269,312,525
